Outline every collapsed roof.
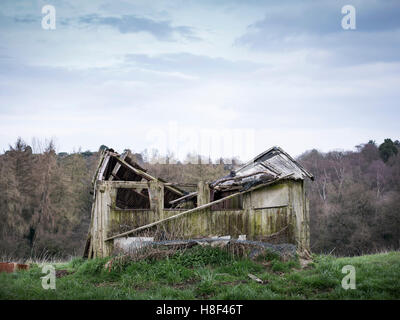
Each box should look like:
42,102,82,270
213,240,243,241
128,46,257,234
93,146,313,210
210,146,314,192
93,149,186,209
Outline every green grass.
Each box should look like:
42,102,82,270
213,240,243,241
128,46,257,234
0,248,399,300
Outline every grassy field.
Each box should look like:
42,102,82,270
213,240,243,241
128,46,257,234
0,247,399,300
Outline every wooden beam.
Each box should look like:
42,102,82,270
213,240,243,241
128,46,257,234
109,181,149,189
91,150,106,186
114,156,185,196
164,183,198,188
149,180,164,219
97,154,110,181
197,181,210,206
104,173,293,241
254,204,288,210
108,151,128,181
169,192,197,205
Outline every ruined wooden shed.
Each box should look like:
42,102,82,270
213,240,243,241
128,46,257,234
84,146,313,258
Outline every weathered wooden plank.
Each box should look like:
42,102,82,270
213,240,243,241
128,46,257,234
91,149,106,186
108,181,149,189
149,180,164,220
164,183,198,187
169,192,197,205
108,151,128,181
97,154,110,181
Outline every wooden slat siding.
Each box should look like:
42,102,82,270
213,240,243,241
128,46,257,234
230,211,236,235
255,208,261,235
263,208,269,235
149,180,164,220
248,207,288,241
83,194,96,258
108,208,287,239
254,204,288,210
93,187,98,258
95,185,102,257
100,185,105,257
257,208,263,235
94,177,307,257
254,208,259,235
231,211,237,235
197,181,210,236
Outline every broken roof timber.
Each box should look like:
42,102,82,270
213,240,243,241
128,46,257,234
169,191,197,205
112,154,185,197
207,146,312,192
108,151,128,181
93,149,187,199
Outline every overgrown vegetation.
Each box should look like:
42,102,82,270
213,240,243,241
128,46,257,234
0,248,399,300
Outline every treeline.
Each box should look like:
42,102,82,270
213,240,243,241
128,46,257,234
299,139,400,256
0,138,399,258
0,139,98,258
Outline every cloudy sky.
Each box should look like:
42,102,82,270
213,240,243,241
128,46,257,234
0,0,399,161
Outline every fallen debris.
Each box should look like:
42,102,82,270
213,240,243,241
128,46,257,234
298,248,313,267
111,237,297,261
299,258,313,269
104,259,113,272
114,237,154,253
248,273,263,284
